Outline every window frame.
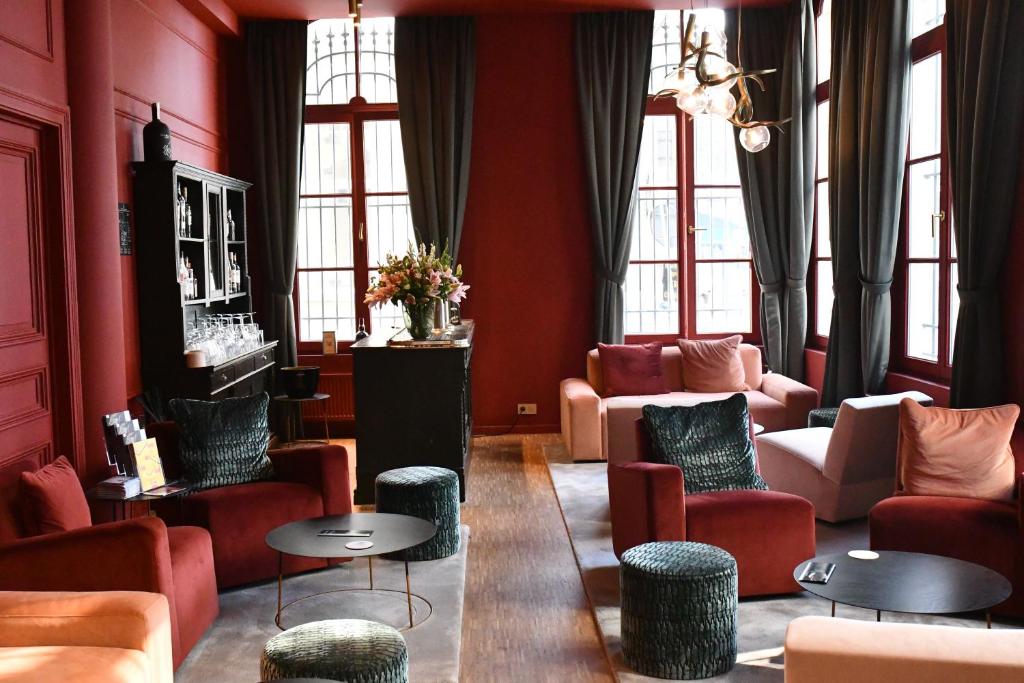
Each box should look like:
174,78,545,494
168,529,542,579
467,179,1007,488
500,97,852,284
892,23,954,381
625,23,761,345
809,1,832,349
296,21,401,354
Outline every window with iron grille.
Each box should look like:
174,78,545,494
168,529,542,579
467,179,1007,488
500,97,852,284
298,18,414,349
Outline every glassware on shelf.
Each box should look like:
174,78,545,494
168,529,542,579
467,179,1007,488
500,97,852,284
184,312,265,366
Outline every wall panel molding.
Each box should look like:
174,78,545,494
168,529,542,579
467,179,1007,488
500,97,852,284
0,0,54,62
0,366,49,434
0,138,45,347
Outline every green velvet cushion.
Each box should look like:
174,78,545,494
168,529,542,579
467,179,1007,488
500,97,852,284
167,393,273,491
642,394,767,495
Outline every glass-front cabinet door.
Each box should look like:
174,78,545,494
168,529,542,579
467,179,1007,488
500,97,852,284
206,184,226,299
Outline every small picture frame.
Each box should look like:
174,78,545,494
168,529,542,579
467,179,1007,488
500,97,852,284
322,330,337,355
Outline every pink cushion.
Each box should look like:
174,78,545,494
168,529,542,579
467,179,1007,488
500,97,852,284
19,456,92,536
898,399,1018,502
677,335,750,392
596,343,668,398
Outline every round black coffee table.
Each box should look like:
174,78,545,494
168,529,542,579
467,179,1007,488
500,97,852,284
795,550,1012,627
266,512,436,630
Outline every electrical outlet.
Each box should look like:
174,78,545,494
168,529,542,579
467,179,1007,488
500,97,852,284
517,403,537,415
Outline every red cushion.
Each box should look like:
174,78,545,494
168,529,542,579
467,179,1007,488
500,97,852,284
597,343,668,397
685,489,815,596
870,495,1018,580
166,525,219,666
18,456,92,536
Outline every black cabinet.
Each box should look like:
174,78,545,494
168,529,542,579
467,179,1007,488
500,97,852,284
351,322,474,504
132,160,275,402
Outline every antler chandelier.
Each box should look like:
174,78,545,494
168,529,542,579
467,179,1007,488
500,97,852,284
656,6,788,153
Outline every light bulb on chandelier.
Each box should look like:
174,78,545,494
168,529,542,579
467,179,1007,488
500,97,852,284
739,125,771,153
708,89,737,118
677,87,711,116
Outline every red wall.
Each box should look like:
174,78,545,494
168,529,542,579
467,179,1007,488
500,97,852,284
459,13,594,432
111,0,236,396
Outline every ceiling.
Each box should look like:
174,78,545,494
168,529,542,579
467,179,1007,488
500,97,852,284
222,0,788,21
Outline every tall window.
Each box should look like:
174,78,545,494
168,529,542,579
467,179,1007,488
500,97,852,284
626,9,756,341
297,18,414,349
898,4,955,376
812,1,833,342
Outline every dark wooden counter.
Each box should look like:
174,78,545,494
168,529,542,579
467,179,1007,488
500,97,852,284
350,321,474,504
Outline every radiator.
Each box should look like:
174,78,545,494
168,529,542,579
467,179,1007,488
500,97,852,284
301,373,355,421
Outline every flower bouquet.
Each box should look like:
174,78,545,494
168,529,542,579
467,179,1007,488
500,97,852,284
364,242,470,340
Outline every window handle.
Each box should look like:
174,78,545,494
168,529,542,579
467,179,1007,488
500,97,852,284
931,211,945,238
358,221,365,242
687,225,707,234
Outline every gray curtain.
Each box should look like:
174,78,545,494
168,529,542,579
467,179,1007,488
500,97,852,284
947,0,1024,408
395,16,476,260
575,11,654,344
727,0,816,380
247,21,307,366
822,0,910,405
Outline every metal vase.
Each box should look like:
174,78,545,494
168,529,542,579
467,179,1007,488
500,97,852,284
433,298,451,335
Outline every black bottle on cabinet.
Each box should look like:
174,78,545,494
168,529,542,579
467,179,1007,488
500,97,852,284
143,102,173,162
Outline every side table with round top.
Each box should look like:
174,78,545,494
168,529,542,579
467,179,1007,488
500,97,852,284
620,541,738,680
266,513,436,631
375,466,461,561
260,618,408,683
274,393,331,445
795,550,1012,627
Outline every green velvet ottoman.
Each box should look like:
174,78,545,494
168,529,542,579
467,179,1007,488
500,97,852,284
260,619,407,683
375,466,460,561
620,541,738,680
807,406,840,428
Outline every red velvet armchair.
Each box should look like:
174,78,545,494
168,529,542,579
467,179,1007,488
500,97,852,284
0,461,218,670
148,423,352,589
869,438,1024,617
608,419,816,597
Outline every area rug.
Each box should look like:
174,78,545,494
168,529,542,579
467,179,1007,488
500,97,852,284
547,461,1011,682
176,526,469,683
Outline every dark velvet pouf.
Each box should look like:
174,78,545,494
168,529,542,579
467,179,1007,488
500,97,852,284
807,406,841,428
260,619,407,683
620,541,738,680
375,466,460,561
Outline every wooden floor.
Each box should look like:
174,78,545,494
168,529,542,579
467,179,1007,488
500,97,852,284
336,434,613,681
459,434,614,682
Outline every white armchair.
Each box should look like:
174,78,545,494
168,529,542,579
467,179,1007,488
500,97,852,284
755,391,932,522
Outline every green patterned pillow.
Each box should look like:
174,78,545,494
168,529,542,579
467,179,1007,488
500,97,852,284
642,394,767,495
167,393,273,491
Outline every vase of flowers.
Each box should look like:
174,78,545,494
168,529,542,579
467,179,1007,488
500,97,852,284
364,242,470,341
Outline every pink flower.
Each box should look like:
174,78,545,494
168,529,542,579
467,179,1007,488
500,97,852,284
448,282,470,303
405,294,416,305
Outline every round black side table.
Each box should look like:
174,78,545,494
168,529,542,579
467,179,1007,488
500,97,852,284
795,550,1012,627
266,512,437,631
274,393,331,445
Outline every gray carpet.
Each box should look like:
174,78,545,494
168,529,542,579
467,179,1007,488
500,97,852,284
547,461,1014,682
176,525,469,683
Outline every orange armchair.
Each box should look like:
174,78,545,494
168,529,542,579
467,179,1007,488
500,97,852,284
0,590,173,683
0,516,217,670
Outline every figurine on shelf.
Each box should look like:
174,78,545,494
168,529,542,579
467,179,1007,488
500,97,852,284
227,210,236,241
177,184,188,238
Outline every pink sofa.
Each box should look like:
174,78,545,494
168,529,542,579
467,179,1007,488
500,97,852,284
560,344,818,462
